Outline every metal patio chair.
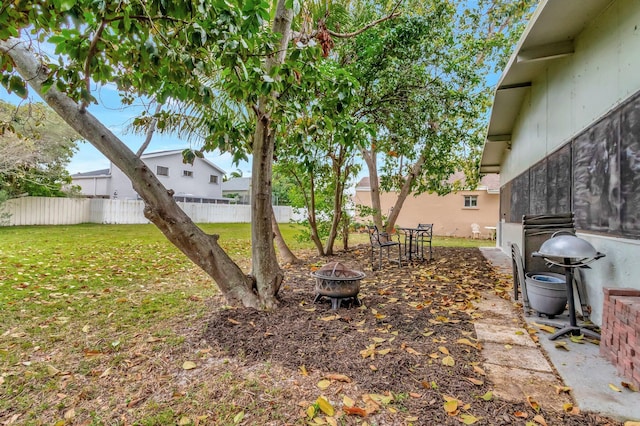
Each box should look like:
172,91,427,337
367,225,402,270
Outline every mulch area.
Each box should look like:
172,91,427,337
204,246,621,425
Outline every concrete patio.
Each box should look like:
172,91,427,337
478,247,639,422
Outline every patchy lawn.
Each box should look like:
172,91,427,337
0,225,620,425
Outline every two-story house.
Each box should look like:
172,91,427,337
71,149,228,203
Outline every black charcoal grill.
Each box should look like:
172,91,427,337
533,232,605,340
311,262,365,310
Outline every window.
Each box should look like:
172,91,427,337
209,175,218,184
464,195,478,208
157,166,169,176
183,170,193,177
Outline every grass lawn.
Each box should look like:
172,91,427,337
0,223,490,424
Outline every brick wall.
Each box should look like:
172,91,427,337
600,288,640,387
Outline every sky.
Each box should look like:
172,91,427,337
1,85,253,177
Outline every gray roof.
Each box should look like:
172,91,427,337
222,177,251,192
480,0,614,173
71,168,110,177
355,173,500,192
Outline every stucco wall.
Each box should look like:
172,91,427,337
499,0,640,325
354,189,500,239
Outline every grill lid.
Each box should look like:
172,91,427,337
535,234,599,259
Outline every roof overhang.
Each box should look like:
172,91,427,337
480,0,615,174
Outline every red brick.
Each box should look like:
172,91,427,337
604,288,640,298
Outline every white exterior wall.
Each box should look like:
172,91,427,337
71,176,111,197
499,0,640,325
74,152,225,200
143,155,223,199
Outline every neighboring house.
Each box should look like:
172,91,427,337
71,149,228,203
480,0,640,326
221,177,252,204
353,173,500,238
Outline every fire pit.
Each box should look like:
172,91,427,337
311,262,365,310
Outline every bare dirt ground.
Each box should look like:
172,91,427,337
203,246,621,425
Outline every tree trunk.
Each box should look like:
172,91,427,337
247,0,293,308
250,112,282,308
362,148,384,230
1,37,262,308
384,154,426,234
271,206,299,264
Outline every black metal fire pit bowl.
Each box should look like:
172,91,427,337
311,262,365,310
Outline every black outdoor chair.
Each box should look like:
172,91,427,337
416,223,433,261
367,225,402,270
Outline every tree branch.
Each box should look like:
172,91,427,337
81,20,106,111
328,5,402,39
136,102,163,157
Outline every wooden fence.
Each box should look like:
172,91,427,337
0,197,293,226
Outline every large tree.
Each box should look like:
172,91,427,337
335,0,536,233
0,0,395,308
0,100,79,197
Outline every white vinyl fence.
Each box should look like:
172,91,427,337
0,197,293,226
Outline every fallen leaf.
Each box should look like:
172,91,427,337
82,325,90,333
377,348,391,355
533,414,547,426
554,341,570,351
621,382,639,392
99,367,112,378
299,365,308,376
405,347,422,355
343,406,367,417
504,344,513,350
609,383,622,392
367,393,393,404
442,355,455,366
64,408,75,420
372,337,386,343
316,396,335,416
438,346,450,355
227,318,241,325
443,400,458,414
465,377,484,386
324,373,351,383
343,395,355,407
46,364,60,377
317,379,331,390
514,411,528,418
460,414,480,424
473,365,486,376
526,395,540,412
480,391,493,401
320,315,339,321
532,322,556,333
409,392,422,398
456,338,479,349
233,411,245,424
555,385,571,394
306,405,317,419
569,334,585,344
182,361,197,370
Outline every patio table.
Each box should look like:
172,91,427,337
398,227,424,261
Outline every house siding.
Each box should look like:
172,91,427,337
494,0,640,325
354,188,499,239
72,151,225,201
